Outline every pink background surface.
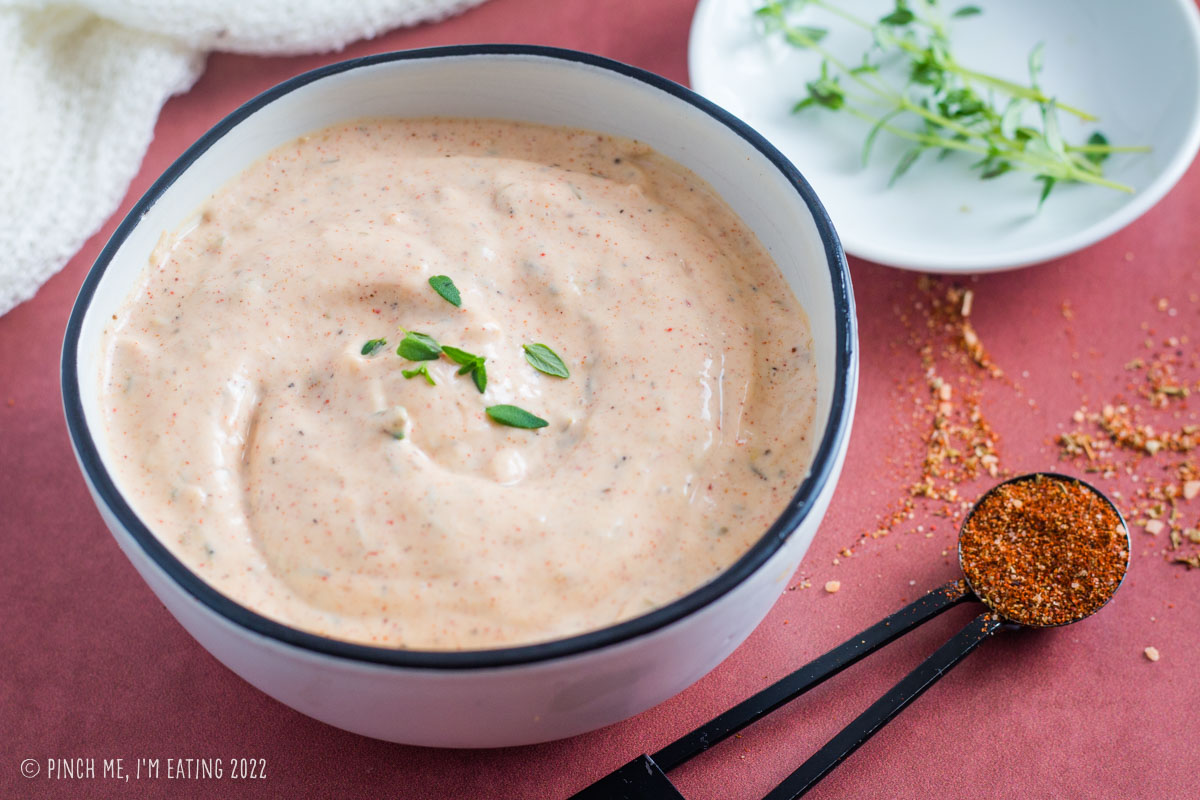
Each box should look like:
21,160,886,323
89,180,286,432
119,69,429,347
3,0,1198,797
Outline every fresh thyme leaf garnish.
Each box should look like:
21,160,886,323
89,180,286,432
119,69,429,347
402,364,436,386
442,345,478,367
486,404,548,429
442,345,487,393
522,343,570,378
428,275,462,307
397,330,442,361
361,338,387,356
756,0,1149,204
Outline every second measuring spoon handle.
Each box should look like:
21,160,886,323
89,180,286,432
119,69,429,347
762,611,1003,800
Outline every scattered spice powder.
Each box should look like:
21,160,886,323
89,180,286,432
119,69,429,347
906,283,1004,502
959,474,1129,627
1055,300,1200,570
851,278,1009,556
838,280,1195,620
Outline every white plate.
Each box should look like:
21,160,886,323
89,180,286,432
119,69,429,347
689,0,1200,272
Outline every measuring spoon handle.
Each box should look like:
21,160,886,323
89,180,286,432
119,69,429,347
652,580,971,772
762,611,1003,800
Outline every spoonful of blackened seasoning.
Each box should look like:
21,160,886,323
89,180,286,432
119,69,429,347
571,473,1130,800
959,474,1129,626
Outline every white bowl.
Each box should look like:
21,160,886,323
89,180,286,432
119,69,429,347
62,46,858,747
690,0,1200,272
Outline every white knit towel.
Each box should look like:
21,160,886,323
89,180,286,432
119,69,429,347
0,0,488,316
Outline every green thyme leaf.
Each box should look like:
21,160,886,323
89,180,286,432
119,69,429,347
951,5,982,17
979,160,1013,180
361,338,388,356
428,275,462,307
802,61,845,111
1042,101,1065,156
442,345,479,366
1084,131,1111,166
1036,174,1057,207
889,146,924,187
391,430,405,440
441,344,487,393
784,25,828,47
879,10,913,25
402,364,436,386
862,108,902,166
999,98,1025,141
849,52,878,76
486,404,548,429
523,343,570,378
1028,42,1045,88
879,1,914,27
397,331,442,361
753,4,780,18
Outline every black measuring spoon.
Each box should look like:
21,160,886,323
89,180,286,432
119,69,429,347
569,472,1130,800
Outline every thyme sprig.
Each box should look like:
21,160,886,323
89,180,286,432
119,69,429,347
756,0,1149,204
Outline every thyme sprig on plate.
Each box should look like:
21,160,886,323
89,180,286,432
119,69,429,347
755,0,1149,204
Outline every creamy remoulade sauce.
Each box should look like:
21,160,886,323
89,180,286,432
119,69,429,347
101,118,818,649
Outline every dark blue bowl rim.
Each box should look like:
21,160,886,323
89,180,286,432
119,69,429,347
61,44,856,670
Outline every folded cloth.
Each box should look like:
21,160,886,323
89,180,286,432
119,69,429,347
0,0,487,316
